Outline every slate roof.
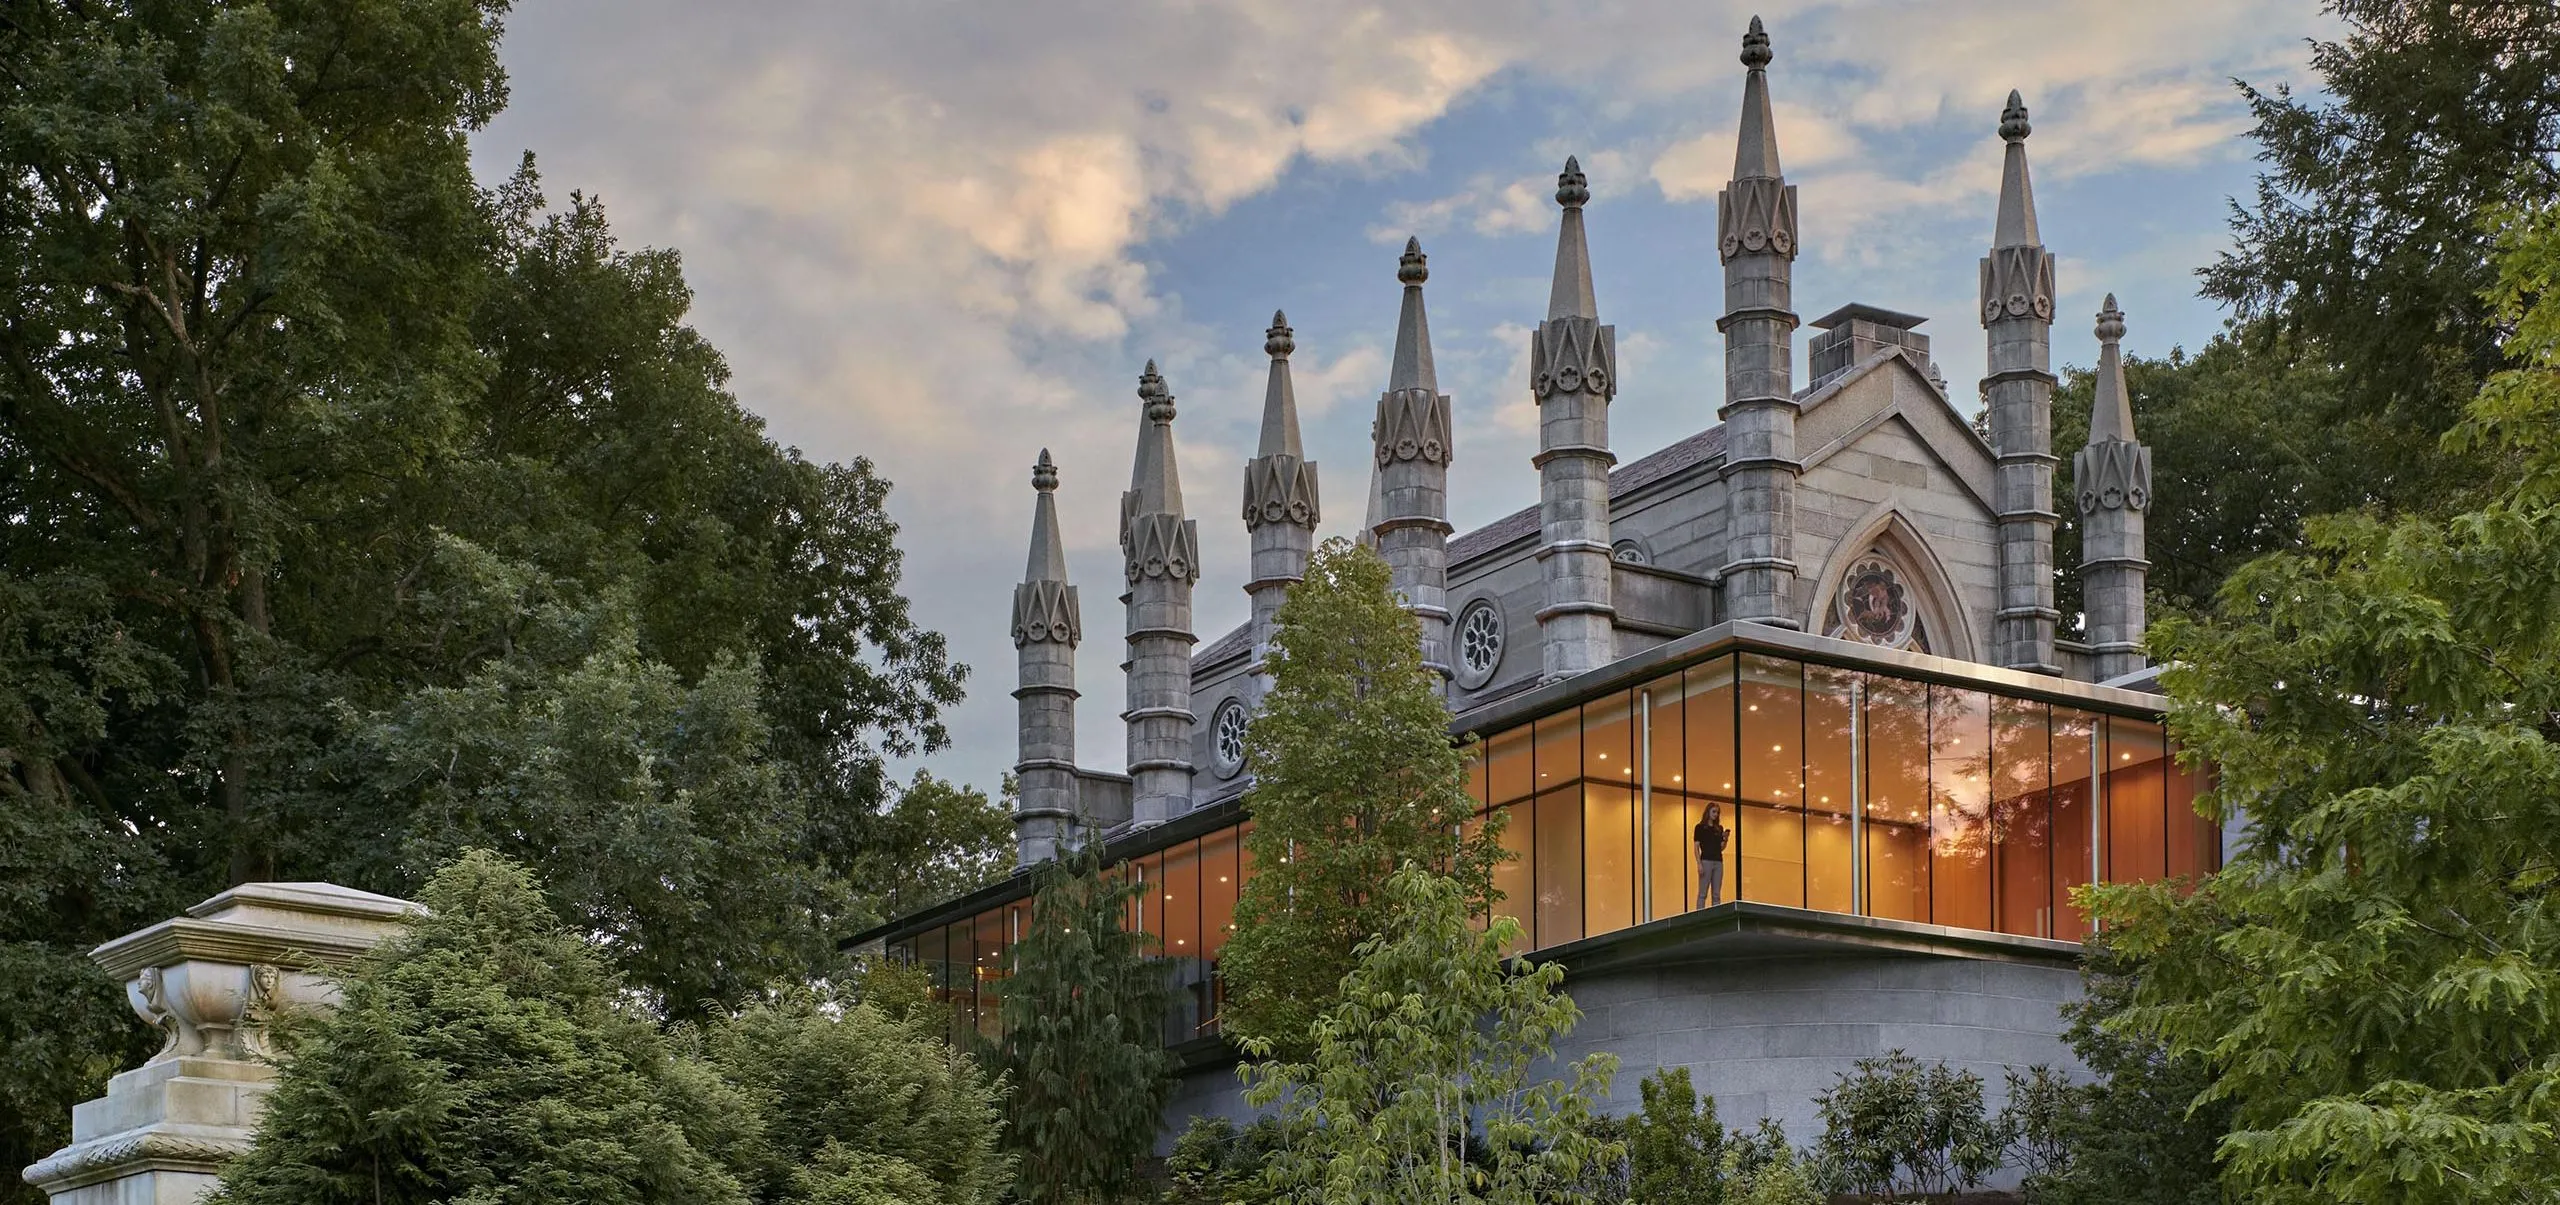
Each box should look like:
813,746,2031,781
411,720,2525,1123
1192,423,1729,671
1446,424,1727,564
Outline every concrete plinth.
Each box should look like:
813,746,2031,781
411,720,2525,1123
22,882,416,1204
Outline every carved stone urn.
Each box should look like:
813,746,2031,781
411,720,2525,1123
21,882,418,1204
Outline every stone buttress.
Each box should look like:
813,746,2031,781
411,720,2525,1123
1533,156,1619,679
1373,238,1456,682
1717,16,1803,628
2076,295,2152,680
1242,312,1319,703
1982,91,2062,674
1121,362,1200,828
1011,450,1082,864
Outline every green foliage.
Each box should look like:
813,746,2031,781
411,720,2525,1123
1714,1124,1820,1205
856,770,1017,917
1811,1051,2002,1199
0,0,962,1184
1991,1065,2077,1194
2095,203,2560,1203
2206,0,2560,445
2049,329,2424,624
1629,1066,1725,1205
212,850,751,1205
2025,928,2228,1205
697,992,1010,1205
997,840,1177,1205
1222,539,1509,1058
216,853,1009,1205
1243,863,1620,1205
1165,1116,1289,1205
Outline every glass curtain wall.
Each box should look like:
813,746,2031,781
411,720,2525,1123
894,651,2219,1044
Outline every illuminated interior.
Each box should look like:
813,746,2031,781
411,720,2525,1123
884,647,2215,1047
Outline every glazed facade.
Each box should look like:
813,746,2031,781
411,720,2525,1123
882,638,2212,1048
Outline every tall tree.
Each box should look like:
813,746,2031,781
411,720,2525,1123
856,770,1016,918
996,840,1177,1205
0,2,962,1186
2097,203,2560,1202
1220,539,1508,1057
2050,327,2374,624
697,992,1011,1205
2209,0,2560,444
211,851,752,1205
1242,864,1619,1205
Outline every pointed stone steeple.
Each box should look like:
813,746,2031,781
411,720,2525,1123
1121,362,1199,828
1532,156,1618,682
1732,16,1784,183
2076,295,2151,682
1548,158,1599,321
1012,451,1083,864
1243,312,1319,704
1980,90,2061,675
1717,16,1804,628
1373,238,1456,683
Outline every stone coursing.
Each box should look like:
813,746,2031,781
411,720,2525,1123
1533,156,1621,681
1717,17,1805,629
1981,91,2062,675
1122,362,1200,829
1014,450,1083,864
1242,312,1318,709
2076,295,2152,681
1374,239,1456,684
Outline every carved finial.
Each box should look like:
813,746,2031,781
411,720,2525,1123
2095,293,2125,343
1398,236,1429,286
1032,448,1058,492
1265,310,1294,358
2000,90,2031,142
1741,15,1772,69
1556,156,1590,208
1138,359,1174,422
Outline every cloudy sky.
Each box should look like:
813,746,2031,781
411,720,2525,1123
472,0,2327,795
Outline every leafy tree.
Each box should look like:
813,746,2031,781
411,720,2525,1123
2025,929,2229,1205
2050,328,2389,624
1628,1066,1726,1205
1714,1122,1820,1205
698,992,1010,1205
1221,538,1508,1057
1165,1116,1290,1205
857,770,1017,917
1243,863,1620,1205
0,0,961,1181
2095,202,2560,1203
996,840,1176,1205
1810,1051,2002,1199
2207,0,2560,447
212,850,750,1205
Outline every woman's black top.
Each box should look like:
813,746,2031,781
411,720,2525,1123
1694,815,1728,859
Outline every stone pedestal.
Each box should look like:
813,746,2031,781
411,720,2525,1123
22,882,417,1204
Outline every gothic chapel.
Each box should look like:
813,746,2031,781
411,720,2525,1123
863,17,2207,1144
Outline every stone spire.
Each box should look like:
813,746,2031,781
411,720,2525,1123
1243,311,1319,703
1533,157,1619,681
1717,16,1804,628
2076,295,2151,682
1121,361,1199,828
1980,90,2061,674
1373,238,1457,683
1012,450,1082,864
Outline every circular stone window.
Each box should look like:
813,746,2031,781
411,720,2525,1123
1454,600,1505,689
1611,538,1650,565
1210,698,1249,779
